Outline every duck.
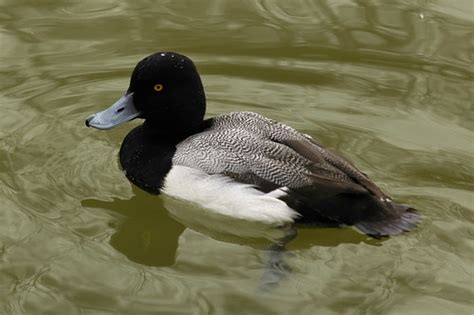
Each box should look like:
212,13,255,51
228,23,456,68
85,51,419,238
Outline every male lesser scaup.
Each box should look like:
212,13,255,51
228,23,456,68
85,52,419,237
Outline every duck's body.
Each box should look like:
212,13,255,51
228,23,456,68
86,52,418,237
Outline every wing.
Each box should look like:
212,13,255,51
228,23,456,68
279,138,389,200
174,112,383,198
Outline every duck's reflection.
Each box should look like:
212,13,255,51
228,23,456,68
82,186,185,267
81,185,384,270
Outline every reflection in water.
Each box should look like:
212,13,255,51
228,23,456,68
82,186,384,270
82,187,185,267
82,184,386,293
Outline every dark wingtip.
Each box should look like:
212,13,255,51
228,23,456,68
355,206,420,237
85,116,93,127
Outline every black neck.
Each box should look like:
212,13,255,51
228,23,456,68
142,119,198,141
119,119,213,194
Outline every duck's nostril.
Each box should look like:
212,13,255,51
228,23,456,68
116,107,124,113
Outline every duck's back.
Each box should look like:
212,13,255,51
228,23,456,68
174,111,352,189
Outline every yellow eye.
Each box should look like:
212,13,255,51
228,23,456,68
153,84,163,92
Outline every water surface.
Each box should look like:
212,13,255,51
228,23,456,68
0,0,473,314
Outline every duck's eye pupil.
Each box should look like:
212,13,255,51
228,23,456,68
153,84,163,92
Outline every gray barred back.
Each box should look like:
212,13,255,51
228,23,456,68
173,112,354,189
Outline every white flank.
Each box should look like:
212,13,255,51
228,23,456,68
162,166,298,225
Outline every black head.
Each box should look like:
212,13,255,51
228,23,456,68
129,52,206,128
86,52,206,136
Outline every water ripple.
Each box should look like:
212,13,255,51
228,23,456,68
0,0,473,313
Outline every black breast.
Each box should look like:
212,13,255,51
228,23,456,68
119,125,176,194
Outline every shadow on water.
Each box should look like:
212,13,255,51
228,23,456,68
82,185,385,270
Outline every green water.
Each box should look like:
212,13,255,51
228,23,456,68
1,0,473,314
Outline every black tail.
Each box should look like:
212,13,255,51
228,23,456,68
355,203,419,237
283,186,420,237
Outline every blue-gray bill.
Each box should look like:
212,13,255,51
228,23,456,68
85,92,141,130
